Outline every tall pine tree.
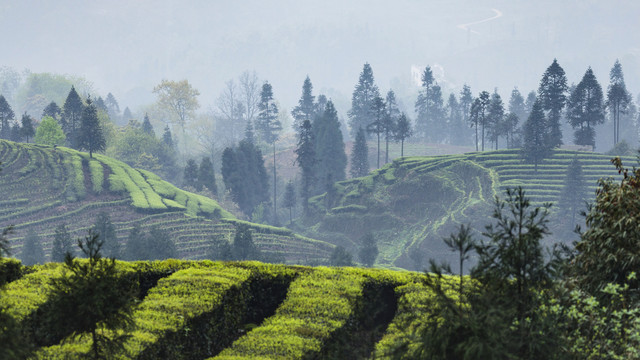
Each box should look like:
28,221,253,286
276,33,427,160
606,59,631,145
0,95,15,140
350,127,369,177
62,86,84,148
198,156,217,195
384,90,400,163
486,91,506,150
295,119,316,215
522,99,551,171
366,95,386,169
291,76,315,132
313,100,347,194
567,67,605,148
20,112,35,143
256,81,282,224
537,59,568,148
77,98,105,158
348,63,380,139
415,66,435,140
393,113,412,157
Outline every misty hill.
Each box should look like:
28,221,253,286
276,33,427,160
0,140,333,263
298,149,633,270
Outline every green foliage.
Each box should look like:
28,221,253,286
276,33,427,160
21,229,45,266
51,223,74,262
358,232,378,267
295,119,316,214
313,100,347,193
350,126,369,178
522,99,552,170
198,156,217,195
348,62,381,139
567,67,605,147
329,246,353,266
233,223,261,261
35,115,66,146
183,158,199,190
93,212,119,259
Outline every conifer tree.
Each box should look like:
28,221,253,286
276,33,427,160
558,156,587,227
256,81,282,223
567,67,605,148
0,94,15,139
446,93,464,145
329,246,353,266
459,84,473,129
350,127,369,177
508,87,527,125
393,113,412,157
384,90,400,163
92,212,119,259
122,107,133,123
522,99,551,171
105,93,120,122
469,98,482,151
141,113,154,136
183,159,200,190
291,76,315,131
487,91,506,149
62,86,84,148
538,59,568,148
415,66,435,140
162,125,174,148
51,224,74,262
525,91,537,115
20,112,35,143
124,223,146,261
20,229,44,265
358,232,378,267
42,101,62,120
78,99,105,158
283,180,296,223
313,100,347,194
232,223,260,260
295,119,316,215
206,234,232,261
477,91,491,151
606,59,631,145
366,95,386,169
198,156,217,195
146,226,177,260
348,63,380,139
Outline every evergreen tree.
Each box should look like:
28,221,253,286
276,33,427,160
350,127,369,177
508,88,527,125
122,107,133,123
124,223,146,261
105,93,120,122
282,180,296,223
47,231,136,359
522,99,551,171
415,66,435,140
469,98,482,151
393,113,412,157
606,59,631,145
183,159,200,190
477,91,491,151
78,98,105,158
232,223,260,260
20,112,35,143
294,119,316,215
198,156,217,195
0,94,15,139
557,157,587,228
459,84,473,133
503,112,520,149
51,224,74,262
146,226,177,260
162,125,174,148
206,234,232,261
447,93,465,146
20,229,45,266
291,76,315,131
256,81,282,224
9,122,21,142
62,86,84,148
329,246,353,267
358,232,378,267
92,212,119,259
141,113,154,136
538,59,568,148
567,67,605,148
525,90,537,115
366,95,386,169
348,63,380,139
383,90,400,163
94,96,108,113
486,91,505,149
313,100,347,194
42,101,62,120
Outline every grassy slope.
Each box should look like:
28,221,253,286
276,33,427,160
299,149,634,270
0,140,333,264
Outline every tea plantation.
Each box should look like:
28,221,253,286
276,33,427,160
2,258,442,359
0,140,334,264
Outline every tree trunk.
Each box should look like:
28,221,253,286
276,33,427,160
273,142,278,225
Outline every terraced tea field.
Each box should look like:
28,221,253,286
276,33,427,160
302,149,634,269
0,140,333,264
2,259,439,359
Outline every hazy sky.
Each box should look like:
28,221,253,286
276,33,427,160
2,0,639,116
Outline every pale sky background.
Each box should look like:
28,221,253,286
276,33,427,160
2,0,639,121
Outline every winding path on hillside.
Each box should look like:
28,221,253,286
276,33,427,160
457,8,503,35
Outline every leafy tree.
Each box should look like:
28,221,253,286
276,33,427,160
62,86,85,148
198,156,217,195
35,115,66,146
42,101,62,120
329,246,353,267
294,119,316,215
486,91,505,150
415,66,435,140
522,99,551,171
51,223,74,262
141,113,154,136
232,223,260,261
0,94,15,139
78,98,105,158
92,212,119,259
20,229,45,265
348,63,380,139
206,234,232,261
256,81,282,223
358,232,378,267
367,95,386,169
557,156,587,230
153,79,200,156
313,100,347,194
606,59,631,145
282,180,296,223
567,67,605,148
183,159,200,190
350,127,369,177
538,59,568,148
291,76,315,131
47,231,136,359
383,90,400,163
393,113,412,157
19,112,35,143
